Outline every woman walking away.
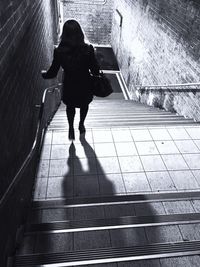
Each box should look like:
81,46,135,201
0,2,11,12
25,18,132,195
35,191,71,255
42,19,100,140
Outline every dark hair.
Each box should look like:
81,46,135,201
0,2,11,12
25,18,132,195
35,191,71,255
60,19,85,46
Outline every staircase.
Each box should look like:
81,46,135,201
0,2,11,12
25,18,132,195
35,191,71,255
14,96,200,267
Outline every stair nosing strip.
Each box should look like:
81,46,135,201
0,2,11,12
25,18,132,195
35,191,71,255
15,241,200,266
26,213,200,234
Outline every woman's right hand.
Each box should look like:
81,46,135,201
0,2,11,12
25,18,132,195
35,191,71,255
41,70,47,79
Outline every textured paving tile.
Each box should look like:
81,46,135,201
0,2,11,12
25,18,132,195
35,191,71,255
179,223,200,241
41,208,74,222
43,131,53,145
169,170,199,190
16,235,36,255
52,131,70,144
123,172,151,193
146,171,176,191
51,144,71,159
194,140,200,150
118,260,161,267
118,156,144,172
99,173,126,195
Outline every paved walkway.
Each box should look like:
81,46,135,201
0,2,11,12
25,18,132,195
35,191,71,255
34,125,200,201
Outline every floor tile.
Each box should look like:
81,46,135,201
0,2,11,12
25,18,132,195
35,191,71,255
135,141,159,155
135,202,166,217
162,154,189,170
51,144,71,159
192,170,200,185
131,129,152,141
112,129,132,142
74,157,97,176
191,200,200,212
40,145,51,160
74,206,105,220
140,155,166,171
167,128,191,140
74,143,95,158
94,143,117,157
155,140,179,154
194,140,200,150
118,259,161,267
118,156,144,172
36,160,49,178
174,140,200,153
49,159,72,177
33,178,48,199
46,176,73,198
74,230,111,250
146,171,176,191
183,154,200,169
169,170,199,190
179,223,200,241
149,129,172,140
43,131,52,145
74,175,100,197
123,172,151,192
104,203,136,218
35,232,73,253
97,157,121,174
115,142,138,156
92,130,113,143
163,200,195,214
41,208,73,222
52,131,70,144
160,256,200,267
145,225,182,243
99,173,126,195
185,127,200,139
110,227,148,247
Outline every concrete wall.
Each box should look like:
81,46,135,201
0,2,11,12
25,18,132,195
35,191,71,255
0,0,58,198
62,0,114,45
111,0,200,120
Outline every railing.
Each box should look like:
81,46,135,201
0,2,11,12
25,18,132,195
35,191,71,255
0,84,62,266
135,82,200,122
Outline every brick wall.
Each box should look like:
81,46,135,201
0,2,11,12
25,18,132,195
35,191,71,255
111,0,200,120
0,0,58,198
63,0,114,45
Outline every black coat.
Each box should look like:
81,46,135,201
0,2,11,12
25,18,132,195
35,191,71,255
43,43,100,107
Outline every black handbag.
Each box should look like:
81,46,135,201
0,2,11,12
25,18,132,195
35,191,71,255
90,71,113,97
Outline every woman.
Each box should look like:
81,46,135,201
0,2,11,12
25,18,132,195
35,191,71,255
42,20,100,140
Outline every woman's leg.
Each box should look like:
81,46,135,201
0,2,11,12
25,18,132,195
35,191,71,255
79,105,89,133
66,105,76,140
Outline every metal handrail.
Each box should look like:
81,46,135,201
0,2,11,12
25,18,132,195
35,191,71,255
0,84,62,208
136,82,200,91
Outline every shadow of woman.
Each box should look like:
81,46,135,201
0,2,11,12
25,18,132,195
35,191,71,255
62,134,161,266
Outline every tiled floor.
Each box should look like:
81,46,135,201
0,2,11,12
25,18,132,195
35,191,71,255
34,126,200,200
